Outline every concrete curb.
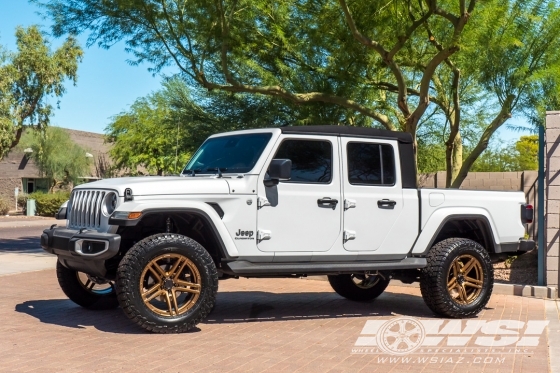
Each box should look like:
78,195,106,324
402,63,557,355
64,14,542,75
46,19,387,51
493,283,558,300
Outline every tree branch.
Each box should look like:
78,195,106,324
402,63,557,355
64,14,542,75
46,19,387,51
445,68,461,187
199,79,394,129
338,0,411,118
451,94,515,188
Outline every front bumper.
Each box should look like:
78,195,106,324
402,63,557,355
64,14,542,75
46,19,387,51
41,226,121,278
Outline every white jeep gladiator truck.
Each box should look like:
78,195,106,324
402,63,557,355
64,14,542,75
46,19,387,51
41,126,534,333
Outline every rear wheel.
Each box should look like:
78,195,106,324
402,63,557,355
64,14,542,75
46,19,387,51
56,261,118,310
328,272,391,301
420,238,493,318
116,234,218,333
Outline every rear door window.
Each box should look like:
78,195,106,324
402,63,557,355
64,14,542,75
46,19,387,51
347,142,396,186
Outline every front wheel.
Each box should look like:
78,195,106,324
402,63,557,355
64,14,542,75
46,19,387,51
420,238,494,318
56,261,119,310
116,234,218,333
328,272,391,302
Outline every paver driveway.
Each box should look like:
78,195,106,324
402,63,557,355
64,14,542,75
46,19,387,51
0,270,552,373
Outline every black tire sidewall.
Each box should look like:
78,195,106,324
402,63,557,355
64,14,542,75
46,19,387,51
440,243,493,313
117,234,218,331
56,260,118,310
421,238,494,318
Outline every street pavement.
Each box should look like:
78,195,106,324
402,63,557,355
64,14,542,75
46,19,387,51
0,221,58,276
0,220,557,373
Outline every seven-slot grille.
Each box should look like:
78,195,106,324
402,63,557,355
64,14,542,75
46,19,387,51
68,189,108,229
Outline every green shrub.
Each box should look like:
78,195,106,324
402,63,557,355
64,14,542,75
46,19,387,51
17,194,28,213
0,197,9,215
28,191,70,217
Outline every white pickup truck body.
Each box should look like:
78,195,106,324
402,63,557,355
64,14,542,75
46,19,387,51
41,125,534,332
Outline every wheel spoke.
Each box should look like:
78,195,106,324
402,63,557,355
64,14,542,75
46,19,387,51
147,263,164,281
388,338,403,350
407,326,421,336
464,280,482,289
171,291,180,314
164,291,174,315
465,276,483,284
447,277,457,290
166,257,184,277
142,284,163,302
398,320,407,334
452,260,459,277
462,258,477,274
385,330,402,338
458,284,468,303
402,337,415,349
174,279,201,294
173,259,189,280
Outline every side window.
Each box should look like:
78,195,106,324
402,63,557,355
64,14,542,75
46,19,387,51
347,142,396,186
273,139,332,183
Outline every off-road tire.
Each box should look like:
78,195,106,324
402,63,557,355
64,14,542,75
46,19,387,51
56,261,119,310
116,234,218,333
420,238,493,318
328,272,391,302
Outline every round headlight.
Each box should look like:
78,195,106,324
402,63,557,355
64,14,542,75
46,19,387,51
102,192,118,216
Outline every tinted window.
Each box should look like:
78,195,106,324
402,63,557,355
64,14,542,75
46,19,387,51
274,140,332,183
183,133,272,174
347,143,395,185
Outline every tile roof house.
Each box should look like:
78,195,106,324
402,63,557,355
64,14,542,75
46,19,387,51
0,128,111,211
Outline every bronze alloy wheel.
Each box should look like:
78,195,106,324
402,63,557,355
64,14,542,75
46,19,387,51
76,272,114,295
140,253,202,317
351,272,386,289
446,254,484,305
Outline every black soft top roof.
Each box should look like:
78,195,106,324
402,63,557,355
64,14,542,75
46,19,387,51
280,125,413,144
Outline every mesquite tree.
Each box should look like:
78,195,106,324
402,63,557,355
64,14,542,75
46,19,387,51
36,0,560,186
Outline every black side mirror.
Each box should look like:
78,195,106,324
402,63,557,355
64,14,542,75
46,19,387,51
264,159,292,187
55,206,67,220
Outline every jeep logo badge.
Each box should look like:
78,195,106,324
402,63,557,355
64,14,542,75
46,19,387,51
235,229,254,240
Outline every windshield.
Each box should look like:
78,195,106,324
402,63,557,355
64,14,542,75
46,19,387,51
183,133,273,175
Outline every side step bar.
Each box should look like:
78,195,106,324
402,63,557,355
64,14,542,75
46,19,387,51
225,257,426,276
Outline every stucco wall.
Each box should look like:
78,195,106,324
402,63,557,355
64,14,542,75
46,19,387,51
0,178,23,213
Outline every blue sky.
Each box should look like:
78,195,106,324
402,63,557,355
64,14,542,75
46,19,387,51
1,0,532,142
1,0,177,134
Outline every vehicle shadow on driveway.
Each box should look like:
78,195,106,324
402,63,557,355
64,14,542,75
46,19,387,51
14,299,147,334
14,290,459,333
205,290,438,324
0,236,43,253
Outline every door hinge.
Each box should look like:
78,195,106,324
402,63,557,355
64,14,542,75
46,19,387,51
257,230,272,241
343,230,356,241
344,199,356,210
257,197,271,208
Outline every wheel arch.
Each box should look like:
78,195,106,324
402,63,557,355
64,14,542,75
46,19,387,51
110,204,238,265
411,214,498,255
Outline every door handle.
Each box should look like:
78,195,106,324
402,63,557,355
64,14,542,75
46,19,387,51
317,197,339,210
377,199,397,209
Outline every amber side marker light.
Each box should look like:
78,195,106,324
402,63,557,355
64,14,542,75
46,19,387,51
128,212,142,219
